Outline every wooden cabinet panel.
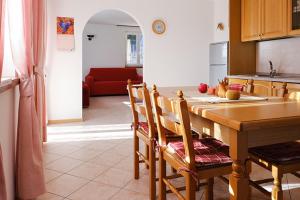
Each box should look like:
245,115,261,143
228,78,248,85
241,0,262,41
253,80,272,96
262,0,287,39
287,83,300,93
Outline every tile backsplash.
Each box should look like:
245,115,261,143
257,37,300,74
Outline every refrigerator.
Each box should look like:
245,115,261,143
209,42,228,87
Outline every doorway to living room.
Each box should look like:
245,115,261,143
82,9,143,121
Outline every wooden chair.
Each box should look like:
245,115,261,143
243,79,254,94
151,86,232,200
248,91,300,200
127,80,185,200
127,80,158,200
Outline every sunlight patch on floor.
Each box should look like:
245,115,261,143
47,123,133,143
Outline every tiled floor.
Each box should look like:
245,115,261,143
39,96,300,200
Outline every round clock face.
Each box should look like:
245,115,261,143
152,20,166,35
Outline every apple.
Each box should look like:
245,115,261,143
207,87,216,95
198,83,208,93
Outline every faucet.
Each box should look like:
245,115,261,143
269,60,277,78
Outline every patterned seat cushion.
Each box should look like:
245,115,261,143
138,122,176,137
249,142,300,165
168,138,232,168
137,122,199,139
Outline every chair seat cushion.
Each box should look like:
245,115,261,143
249,142,300,165
138,122,176,137
168,138,232,168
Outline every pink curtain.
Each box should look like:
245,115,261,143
0,0,4,80
0,146,7,200
8,0,46,199
0,0,7,199
32,0,47,142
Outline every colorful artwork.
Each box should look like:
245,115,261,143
57,17,74,35
57,17,75,51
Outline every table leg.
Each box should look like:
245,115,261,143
229,130,249,200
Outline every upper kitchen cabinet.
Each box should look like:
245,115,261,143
262,0,287,39
242,0,287,41
241,0,261,41
288,0,300,35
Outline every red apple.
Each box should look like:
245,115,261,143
198,83,208,93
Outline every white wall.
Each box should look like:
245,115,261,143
82,23,141,79
0,87,19,200
46,0,214,121
257,37,300,74
213,0,229,42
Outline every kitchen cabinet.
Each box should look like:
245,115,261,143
288,0,300,35
241,0,261,41
252,80,272,96
242,0,287,41
228,78,300,96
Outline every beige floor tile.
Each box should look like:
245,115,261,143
45,144,81,156
110,189,149,200
83,140,117,152
111,143,132,157
46,157,83,173
37,192,64,200
88,150,125,166
124,174,151,194
67,162,110,180
45,169,62,183
67,148,100,162
44,152,62,164
46,174,89,197
94,168,132,188
68,181,120,200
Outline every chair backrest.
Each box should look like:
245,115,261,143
151,86,195,168
127,80,156,138
286,91,300,101
243,79,254,94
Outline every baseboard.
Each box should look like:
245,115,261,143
48,118,83,125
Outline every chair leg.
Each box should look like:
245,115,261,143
134,132,139,179
246,160,252,198
145,144,149,169
272,166,283,200
149,141,156,200
159,151,166,200
185,173,196,200
205,178,214,200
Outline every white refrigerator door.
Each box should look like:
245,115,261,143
209,65,227,87
209,42,228,65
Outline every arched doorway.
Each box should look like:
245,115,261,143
82,9,143,124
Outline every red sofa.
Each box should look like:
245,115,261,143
82,82,90,108
85,68,143,96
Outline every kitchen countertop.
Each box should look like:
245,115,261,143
228,74,300,84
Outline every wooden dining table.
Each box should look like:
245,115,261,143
159,86,300,200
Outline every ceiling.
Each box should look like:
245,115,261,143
88,10,139,26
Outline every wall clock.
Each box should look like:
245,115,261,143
152,19,166,35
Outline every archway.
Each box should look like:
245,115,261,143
82,9,143,123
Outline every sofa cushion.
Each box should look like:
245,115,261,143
168,138,232,168
90,68,139,82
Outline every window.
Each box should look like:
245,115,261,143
2,4,15,81
126,33,143,67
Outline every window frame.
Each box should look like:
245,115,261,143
125,31,143,67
